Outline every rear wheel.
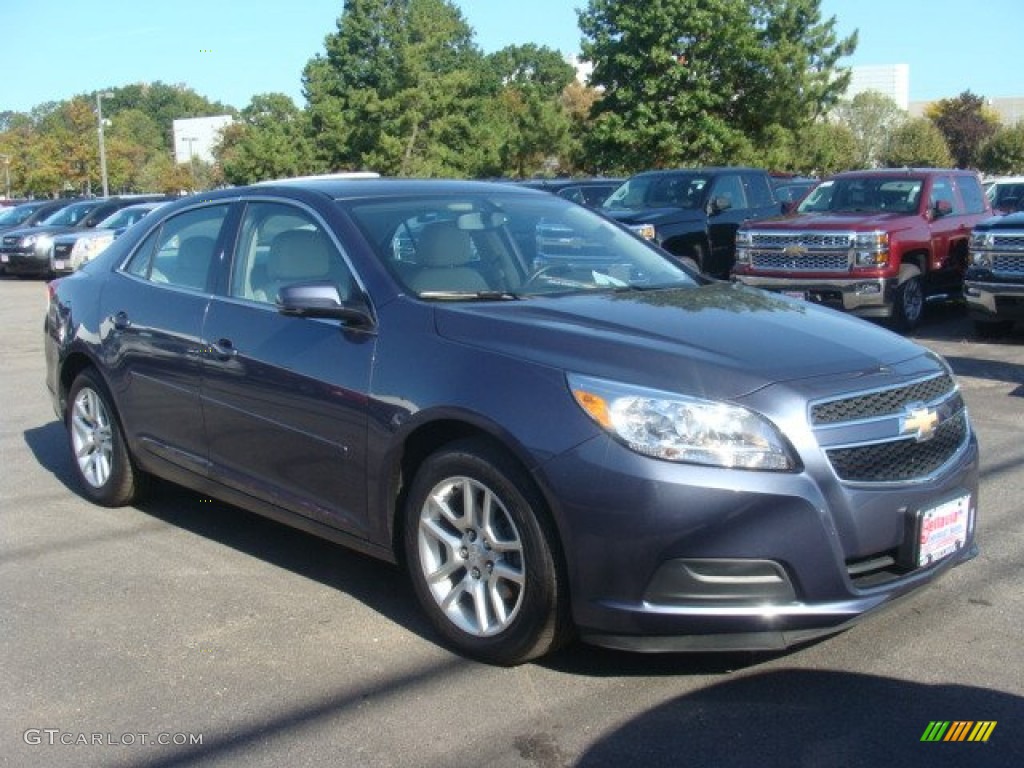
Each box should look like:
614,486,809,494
67,369,148,506
403,439,572,665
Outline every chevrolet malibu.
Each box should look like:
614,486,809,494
45,178,978,665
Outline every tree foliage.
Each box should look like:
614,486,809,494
926,91,1000,169
978,123,1024,175
304,0,493,176
215,93,319,185
880,118,953,168
577,0,856,170
832,91,907,168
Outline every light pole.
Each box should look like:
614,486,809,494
96,92,113,197
0,154,10,200
182,137,198,190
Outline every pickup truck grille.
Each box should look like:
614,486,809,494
746,231,854,273
992,233,1024,251
811,373,968,484
992,253,1024,274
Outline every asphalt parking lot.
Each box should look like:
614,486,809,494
1,276,1021,768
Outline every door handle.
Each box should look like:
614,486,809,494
112,311,130,330
210,338,238,362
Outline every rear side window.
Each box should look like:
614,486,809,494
742,173,775,208
124,205,230,291
954,175,987,214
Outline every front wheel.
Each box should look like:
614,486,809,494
892,275,924,331
403,439,572,665
66,369,148,506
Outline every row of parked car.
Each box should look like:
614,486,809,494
0,195,173,278
520,167,1022,337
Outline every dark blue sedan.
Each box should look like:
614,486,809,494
44,177,978,664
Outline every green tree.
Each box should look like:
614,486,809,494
833,91,907,168
578,0,856,170
978,123,1024,175
793,120,858,175
880,118,953,168
926,91,999,169
304,0,492,176
215,93,319,185
486,45,576,177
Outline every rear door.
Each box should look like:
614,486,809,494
200,199,376,538
104,203,233,477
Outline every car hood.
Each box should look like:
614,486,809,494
2,225,81,241
433,283,924,400
602,207,705,226
53,227,114,244
748,212,917,231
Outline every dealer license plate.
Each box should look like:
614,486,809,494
1,254,8,263
916,494,970,567
53,260,67,270
782,290,807,301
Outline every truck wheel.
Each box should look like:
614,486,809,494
403,439,573,665
892,275,924,331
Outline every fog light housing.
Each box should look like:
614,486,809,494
644,559,796,605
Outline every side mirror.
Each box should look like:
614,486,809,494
709,196,732,214
781,201,797,215
933,199,953,218
277,281,373,327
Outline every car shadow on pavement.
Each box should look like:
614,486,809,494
23,420,79,492
577,668,1023,768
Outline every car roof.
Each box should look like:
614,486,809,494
832,168,979,178
240,177,548,200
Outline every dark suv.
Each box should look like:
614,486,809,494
600,167,781,277
45,178,977,665
965,210,1024,335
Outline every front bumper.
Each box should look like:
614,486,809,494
732,274,898,318
964,279,1024,320
1,247,51,277
542,426,978,652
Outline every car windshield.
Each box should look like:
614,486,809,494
602,174,710,211
0,204,41,226
42,201,97,227
344,191,696,299
97,205,157,230
797,177,923,215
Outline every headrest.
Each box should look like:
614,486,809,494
268,229,331,280
417,222,474,267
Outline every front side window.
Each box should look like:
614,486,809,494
123,205,230,291
709,175,747,211
929,177,963,215
230,201,353,305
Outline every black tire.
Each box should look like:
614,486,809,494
973,318,1013,338
66,368,148,506
402,439,572,665
892,275,925,331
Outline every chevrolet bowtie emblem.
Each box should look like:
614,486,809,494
783,245,806,256
901,405,940,442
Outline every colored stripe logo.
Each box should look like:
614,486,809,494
921,721,997,742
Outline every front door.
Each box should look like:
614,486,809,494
200,200,376,538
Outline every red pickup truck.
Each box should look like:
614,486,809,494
731,168,991,329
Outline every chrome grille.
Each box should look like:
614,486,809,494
991,253,1024,274
749,232,854,249
827,412,968,482
992,233,1024,251
751,252,850,271
812,374,955,424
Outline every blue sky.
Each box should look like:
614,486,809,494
3,0,1019,114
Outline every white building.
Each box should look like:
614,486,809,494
172,115,234,165
844,64,910,111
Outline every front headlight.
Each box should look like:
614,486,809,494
70,233,115,268
23,233,52,251
969,231,992,250
853,230,889,267
568,373,796,470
